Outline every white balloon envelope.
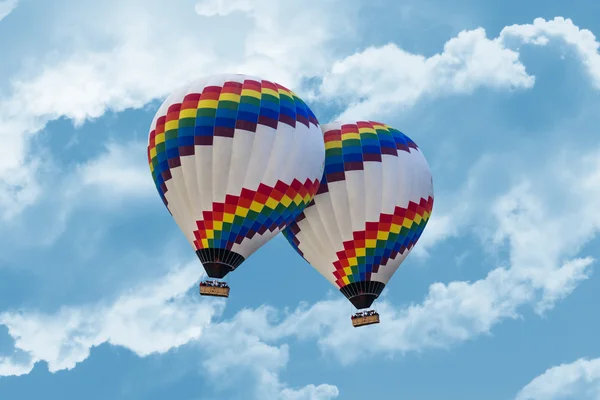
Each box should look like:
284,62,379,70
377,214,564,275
148,74,325,280
283,121,434,310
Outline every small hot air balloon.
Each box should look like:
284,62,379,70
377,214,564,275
283,121,434,327
147,74,325,298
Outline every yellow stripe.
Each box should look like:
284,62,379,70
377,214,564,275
358,127,376,134
219,93,241,103
179,108,197,119
280,195,292,207
343,267,352,276
402,219,413,228
261,88,279,98
377,231,389,240
235,206,249,217
213,221,223,231
150,147,157,158
342,276,350,285
325,140,342,149
165,120,179,131
265,197,279,209
250,201,263,213
277,88,293,97
223,213,234,223
155,133,165,144
241,89,261,99
355,248,366,257
198,99,218,109
342,132,360,141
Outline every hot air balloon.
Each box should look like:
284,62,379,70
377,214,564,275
282,121,434,327
147,74,325,298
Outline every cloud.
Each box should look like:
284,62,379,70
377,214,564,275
200,313,340,399
75,140,154,200
5,12,600,219
316,27,535,120
317,16,600,122
215,145,600,365
2,144,597,387
0,0,17,22
0,258,339,399
0,0,349,218
410,169,479,257
0,139,159,250
500,17,600,88
280,384,340,400
0,261,222,376
0,255,339,400
193,0,347,84
3,9,600,398
515,358,600,400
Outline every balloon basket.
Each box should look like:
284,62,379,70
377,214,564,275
351,311,380,327
199,281,230,298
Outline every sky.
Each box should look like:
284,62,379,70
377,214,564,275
0,0,600,399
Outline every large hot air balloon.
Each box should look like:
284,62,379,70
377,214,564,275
147,74,325,297
282,121,434,327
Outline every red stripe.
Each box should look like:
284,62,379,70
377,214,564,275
260,80,278,90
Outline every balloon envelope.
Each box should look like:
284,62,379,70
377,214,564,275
148,74,325,278
283,121,434,308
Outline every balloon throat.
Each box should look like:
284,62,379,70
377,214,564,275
340,281,386,309
196,248,245,279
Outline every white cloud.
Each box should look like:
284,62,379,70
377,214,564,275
0,0,17,22
200,314,340,399
2,145,596,391
193,0,343,83
317,27,535,120
6,11,600,219
214,146,600,365
3,10,600,397
0,0,348,218
410,172,478,257
0,260,222,375
515,358,600,400
0,140,159,249
0,258,339,399
194,0,254,16
317,16,600,122
76,140,154,199
500,17,600,88
280,384,340,400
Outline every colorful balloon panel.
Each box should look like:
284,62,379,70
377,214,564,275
283,121,434,308
148,74,325,278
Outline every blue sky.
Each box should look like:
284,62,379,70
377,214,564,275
1,0,600,399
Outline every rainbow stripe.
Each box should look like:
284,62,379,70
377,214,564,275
283,120,433,289
284,196,434,288
320,121,418,188
331,196,433,287
147,78,319,206
194,178,319,251
147,77,320,251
